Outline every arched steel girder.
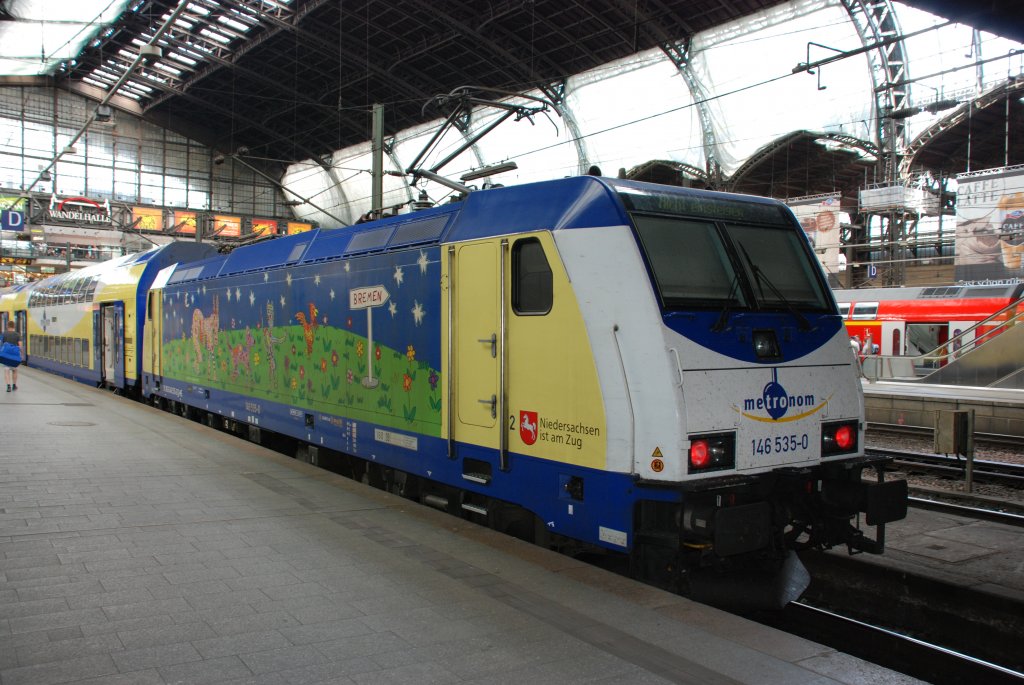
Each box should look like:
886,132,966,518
660,38,720,184
624,159,708,183
899,77,1024,177
840,0,910,183
415,9,591,175
726,130,878,190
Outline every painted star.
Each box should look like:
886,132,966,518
286,273,293,287
330,288,336,301
314,274,321,286
235,287,241,301
417,250,429,274
280,295,286,309
344,261,350,272
202,285,207,295
249,291,255,307
393,265,404,286
388,301,397,317
264,273,269,282
411,300,425,326
226,289,232,302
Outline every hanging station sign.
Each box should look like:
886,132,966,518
44,195,112,225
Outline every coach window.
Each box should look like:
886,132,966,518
512,238,552,315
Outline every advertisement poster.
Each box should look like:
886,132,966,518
213,215,242,237
955,166,1024,283
287,221,313,235
132,206,164,232
786,193,844,278
252,219,278,236
173,210,197,235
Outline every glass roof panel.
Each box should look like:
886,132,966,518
0,0,132,76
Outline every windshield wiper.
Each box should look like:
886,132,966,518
711,271,743,332
737,244,812,331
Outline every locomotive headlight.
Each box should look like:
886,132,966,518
822,420,859,456
752,330,780,360
688,432,736,473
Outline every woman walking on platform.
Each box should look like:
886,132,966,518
1,321,21,392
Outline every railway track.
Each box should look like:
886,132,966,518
868,422,1023,448
865,445,1024,486
751,601,1024,685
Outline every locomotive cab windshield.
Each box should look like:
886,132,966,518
621,190,833,320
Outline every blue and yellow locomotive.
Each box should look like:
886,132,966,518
3,177,907,607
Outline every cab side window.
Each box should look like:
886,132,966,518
512,238,552,315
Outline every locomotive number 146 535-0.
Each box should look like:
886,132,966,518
752,433,809,455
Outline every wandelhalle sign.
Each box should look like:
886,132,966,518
44,195,112,226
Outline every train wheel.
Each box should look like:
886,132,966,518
360,463,386,490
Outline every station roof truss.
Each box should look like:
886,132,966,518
901,77,1024,178
44,0,1021,173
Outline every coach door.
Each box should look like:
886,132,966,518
449,241,507,467
99,303,123,387
148,290,163,384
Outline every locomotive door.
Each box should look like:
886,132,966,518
450,241,505,462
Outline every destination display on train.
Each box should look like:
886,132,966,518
616,188,789,225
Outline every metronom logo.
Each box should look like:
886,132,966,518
736,368,828,423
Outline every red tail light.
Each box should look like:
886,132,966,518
835,425,854,450
688,433,735,473
822,421,859,456
690,440,710,468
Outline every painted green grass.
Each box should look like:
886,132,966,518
164,324,442,436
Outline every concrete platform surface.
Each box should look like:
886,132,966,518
0,368,922,685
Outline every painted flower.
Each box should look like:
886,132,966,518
291,344,297,356
356,341,364,358
406,345,415,363
299,365,306,380
346,369,354,384
253,352,261,366
284,356,290,371
290,377,298,390
320,358,328,373
347,317,353,328
375,346,381,361
428,370,439,391
331,350,339,367
402,373,413,392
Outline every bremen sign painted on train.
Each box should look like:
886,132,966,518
349,285,390,388
349,285,390,310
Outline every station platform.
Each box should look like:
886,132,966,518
1,368,924,685
862,380,1024,439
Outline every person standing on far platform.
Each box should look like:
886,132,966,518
2,321,21,392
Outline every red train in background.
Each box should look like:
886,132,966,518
832,283,1024,363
